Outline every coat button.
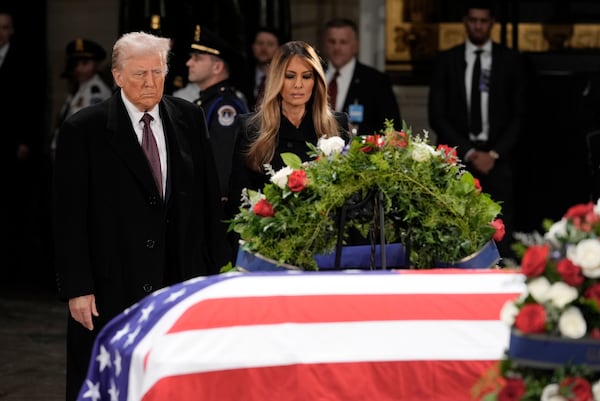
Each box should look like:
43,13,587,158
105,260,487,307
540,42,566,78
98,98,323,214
148,196,158,206
142,284,153,293
145,239,156,248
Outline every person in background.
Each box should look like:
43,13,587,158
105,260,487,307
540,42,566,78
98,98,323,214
320,18,401,136
226,41,350,258
177,24,249,200
0,7,41,278
53,31,229,401
243,26,282,111
428,0,526,264
51,38,113,157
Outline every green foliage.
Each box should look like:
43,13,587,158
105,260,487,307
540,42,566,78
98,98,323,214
229,120,502,270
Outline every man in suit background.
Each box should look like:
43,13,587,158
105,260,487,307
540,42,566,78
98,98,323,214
428,0,526,264
53,31,230,401
320,18,401,136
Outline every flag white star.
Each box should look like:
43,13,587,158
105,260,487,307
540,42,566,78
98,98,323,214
123,325,141,347
165,288,186,303
82,379,101,401
138,302,155,323
110,323,130,343
108,379,120,401
114,349,122,376
96,345,112,372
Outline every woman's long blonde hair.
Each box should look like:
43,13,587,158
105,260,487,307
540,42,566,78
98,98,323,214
245,40,340,171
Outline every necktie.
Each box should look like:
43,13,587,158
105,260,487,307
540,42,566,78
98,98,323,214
140,113,163,197
328,70,340,110
469,49,483,135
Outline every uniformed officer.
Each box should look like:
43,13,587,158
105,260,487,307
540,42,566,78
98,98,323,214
51,38,112,157
182,25,249,200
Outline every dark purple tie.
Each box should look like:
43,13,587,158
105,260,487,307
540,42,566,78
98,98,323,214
140,113,163,197
328,70,340,110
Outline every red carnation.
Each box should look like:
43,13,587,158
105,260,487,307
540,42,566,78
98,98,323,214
521,245,549,278
584,283,600,307
497,378,526,401
491,219,505,242
288,170,308,192
474,178,482,192
388,131,408,148
437,144,458,164
253,198,275,217
557,258,584,286
514,303,547,334
560,376,592,401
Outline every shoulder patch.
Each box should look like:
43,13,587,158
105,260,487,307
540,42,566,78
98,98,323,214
217,105,237,126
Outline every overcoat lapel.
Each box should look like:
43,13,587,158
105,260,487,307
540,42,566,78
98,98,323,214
105,94,162,199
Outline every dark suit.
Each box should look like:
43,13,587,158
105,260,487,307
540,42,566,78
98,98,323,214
428,42,526,261
53,92,229,401
339,61,402,136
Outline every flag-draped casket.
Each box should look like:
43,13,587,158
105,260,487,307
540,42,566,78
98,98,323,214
78,269,525,401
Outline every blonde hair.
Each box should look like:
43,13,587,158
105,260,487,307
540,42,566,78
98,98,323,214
246,40,339,171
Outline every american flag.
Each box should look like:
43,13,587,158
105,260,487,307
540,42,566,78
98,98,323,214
77,269,525,401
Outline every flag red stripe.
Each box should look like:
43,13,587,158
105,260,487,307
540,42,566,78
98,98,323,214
140,359,496,401
167,293,518,333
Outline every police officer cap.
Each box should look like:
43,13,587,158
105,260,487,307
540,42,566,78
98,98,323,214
66,38,107,62
189,25,239,66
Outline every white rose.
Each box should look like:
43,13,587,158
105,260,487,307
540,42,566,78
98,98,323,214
558,306,587,339
528,276,551,303
541,383,567,401
411,142,434,162
270,166,293,189
318,136,346,155
499,300,519,326
545,218,568,246
592,379,600,401
567,239,600,278
548,281,579,309
595,198,600,216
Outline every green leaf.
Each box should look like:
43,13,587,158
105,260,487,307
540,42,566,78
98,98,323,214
280,152,303,169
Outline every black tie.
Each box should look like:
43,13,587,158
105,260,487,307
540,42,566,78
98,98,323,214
470,49,483,136
328,70,340,110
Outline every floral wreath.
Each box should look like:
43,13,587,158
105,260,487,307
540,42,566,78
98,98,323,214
476,200,600,401
228,120,505,270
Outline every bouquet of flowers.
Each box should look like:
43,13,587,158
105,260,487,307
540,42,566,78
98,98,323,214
229,120,504,270
476,200,600,401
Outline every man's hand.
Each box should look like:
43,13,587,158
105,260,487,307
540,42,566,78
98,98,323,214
469,150,495,175
68,295,99,331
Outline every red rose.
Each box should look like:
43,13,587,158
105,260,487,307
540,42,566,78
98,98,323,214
491,219,505,242
521,245,549,278
560,376,592,401
498,378,526,401
253,198,275,217
514,303,547,334
557,258,584,286
473,178,482,192
287,170,308,192
437,144,458,164
584,283,600,306
564,202,594,220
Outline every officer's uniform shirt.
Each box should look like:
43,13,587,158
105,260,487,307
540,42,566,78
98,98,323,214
52,74,112,153
173,82,201,103
194,79,249,198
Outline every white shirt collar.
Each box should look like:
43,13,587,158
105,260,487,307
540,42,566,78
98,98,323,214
120,90,159,125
